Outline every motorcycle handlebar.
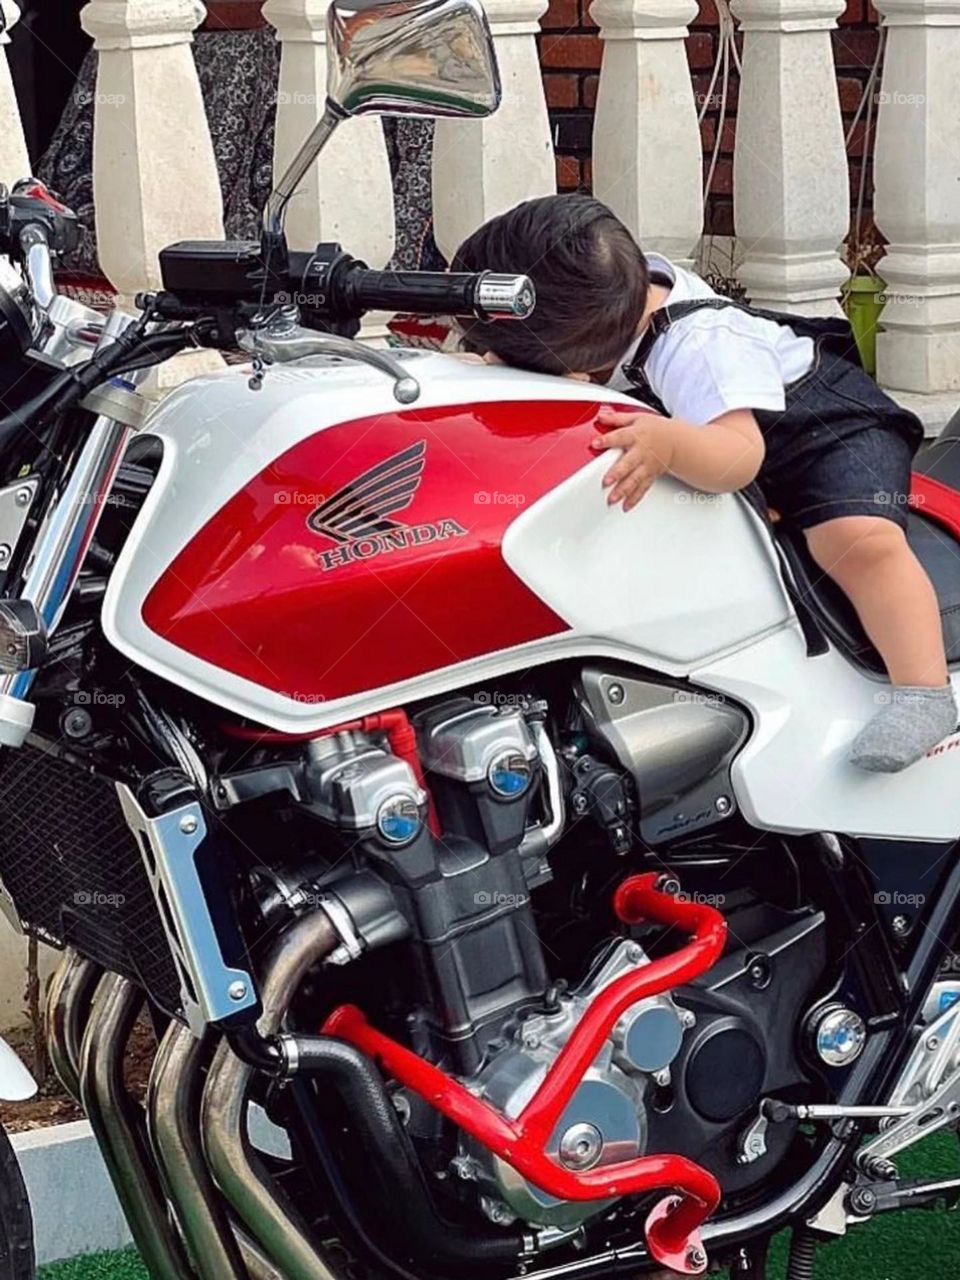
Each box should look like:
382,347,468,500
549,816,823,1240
317,262,536,323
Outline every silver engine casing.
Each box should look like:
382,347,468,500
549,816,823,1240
460,939,690,1229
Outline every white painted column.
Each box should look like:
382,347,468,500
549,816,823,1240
79,0,225,303
431,0,555,264
590,0,702,269
263,0,395,268
0,3,29,185
730,0,848,315
873,0,960,394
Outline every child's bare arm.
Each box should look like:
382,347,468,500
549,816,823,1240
591,406,765,510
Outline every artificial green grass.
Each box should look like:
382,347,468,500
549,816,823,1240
35,1132,960,1280
39,1250,147,1280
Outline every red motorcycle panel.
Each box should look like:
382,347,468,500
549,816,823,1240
142,400,603,704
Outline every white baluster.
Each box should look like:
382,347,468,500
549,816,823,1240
873,0,960,396
80,0,225,300
431,0,555,263
263,0,395,270
731,0,848,315
0,2,29,184
590,0,702,270
80,0,225,388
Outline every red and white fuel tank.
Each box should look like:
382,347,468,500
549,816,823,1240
102,351,790,731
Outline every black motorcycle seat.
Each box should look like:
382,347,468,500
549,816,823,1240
773,448,960,674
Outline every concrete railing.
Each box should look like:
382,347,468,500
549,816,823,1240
0,0,556,313
0,0,957,407
589,0,960,407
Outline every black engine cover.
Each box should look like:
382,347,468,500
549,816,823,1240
645,907,827,1194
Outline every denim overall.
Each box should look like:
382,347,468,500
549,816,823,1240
619,295,924,532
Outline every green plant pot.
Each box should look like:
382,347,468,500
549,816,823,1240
841,273,885,376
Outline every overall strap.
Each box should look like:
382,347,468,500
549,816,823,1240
622,297,750,386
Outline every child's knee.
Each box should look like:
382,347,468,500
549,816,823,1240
804,516,908,581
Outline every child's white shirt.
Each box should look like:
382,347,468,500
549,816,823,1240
606,254,816,426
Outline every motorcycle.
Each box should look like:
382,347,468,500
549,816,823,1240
0,0,956,1276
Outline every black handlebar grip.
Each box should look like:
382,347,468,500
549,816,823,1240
342,267,536,321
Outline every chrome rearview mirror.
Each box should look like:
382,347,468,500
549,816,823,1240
264,0,500,239
328,0,501,118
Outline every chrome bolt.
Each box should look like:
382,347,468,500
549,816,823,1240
607,683,625,706
558,1122,604,1171
892,915,910,936
0,544,11,567
626,943,644,964
679,1008,696,1028
653,1068,671,1088
715,795,732,815
572,793,589,816
522,1033,541,1051
688,1246,707,1270
14,487,31,507
926,1035,941,1051
179,814,199,836
63,708,92,739
227,980,248,1002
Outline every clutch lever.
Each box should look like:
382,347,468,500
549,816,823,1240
239,325,420,404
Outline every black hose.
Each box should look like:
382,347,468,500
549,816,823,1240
282,1033,524,1269
0,327,193,447
785,1228,818,1280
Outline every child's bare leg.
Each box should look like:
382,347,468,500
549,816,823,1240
804,516,956,771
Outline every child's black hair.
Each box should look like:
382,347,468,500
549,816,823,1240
452,194,649,377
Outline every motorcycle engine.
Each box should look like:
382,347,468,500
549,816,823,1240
463,937,689,1229
291,681,826,1236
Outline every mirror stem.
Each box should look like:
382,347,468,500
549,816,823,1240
263,100,349,242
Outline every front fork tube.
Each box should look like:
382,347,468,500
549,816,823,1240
0,312,140,746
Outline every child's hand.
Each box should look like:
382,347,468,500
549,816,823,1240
591,407,675,511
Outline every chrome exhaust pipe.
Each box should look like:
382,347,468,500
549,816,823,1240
202,912,341,1280
148,1022,284,1280
148,1022,248,1280
45,948,101,1103
79,972,194,1280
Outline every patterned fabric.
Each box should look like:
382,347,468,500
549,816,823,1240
36,29,443,279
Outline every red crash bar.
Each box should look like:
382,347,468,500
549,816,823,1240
324,872,728,1275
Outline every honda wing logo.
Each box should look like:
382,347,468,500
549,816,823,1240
306,440,466,572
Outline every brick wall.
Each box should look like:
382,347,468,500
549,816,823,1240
539,0,882,245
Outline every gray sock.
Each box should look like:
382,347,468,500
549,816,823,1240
851,684,958,772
